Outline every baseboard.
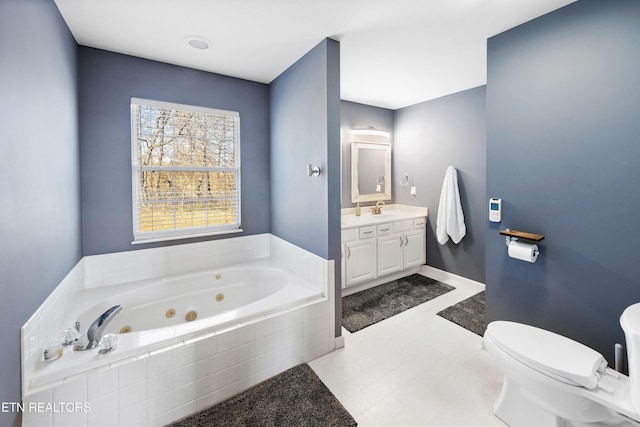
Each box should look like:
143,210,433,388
334,335,345,349
420,265,485,291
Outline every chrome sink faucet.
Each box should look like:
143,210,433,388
372,200,385,215
74,305,122,351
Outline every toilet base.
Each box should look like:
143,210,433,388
495,376,639,427
495,376,567,427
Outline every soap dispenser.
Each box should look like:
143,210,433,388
355,203,361,216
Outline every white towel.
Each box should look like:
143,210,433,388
436,166,466,245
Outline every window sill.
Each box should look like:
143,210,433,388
132,228,244,245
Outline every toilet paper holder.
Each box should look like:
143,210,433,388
501,228,544,257
505,236,540,258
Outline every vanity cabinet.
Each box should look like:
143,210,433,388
341,213,427,290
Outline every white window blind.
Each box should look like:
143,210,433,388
131,98,241,242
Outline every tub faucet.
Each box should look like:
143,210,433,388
74,305,122,351
372,200,385,215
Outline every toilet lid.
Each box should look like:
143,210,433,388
486,321,607,389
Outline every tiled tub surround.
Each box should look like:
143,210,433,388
21,234,336,426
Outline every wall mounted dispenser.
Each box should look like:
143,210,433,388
489,198,502,222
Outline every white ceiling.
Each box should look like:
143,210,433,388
54,0,576,110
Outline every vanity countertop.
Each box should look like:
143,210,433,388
341,204,428,229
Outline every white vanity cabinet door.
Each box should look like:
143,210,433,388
377,233,403,276
345,239,377,286
403,229,426,269
341,243,346,289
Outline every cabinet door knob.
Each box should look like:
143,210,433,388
400,236,404,247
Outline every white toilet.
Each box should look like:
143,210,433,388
483,302,640,427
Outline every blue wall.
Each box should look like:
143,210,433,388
270,39,341,261
0,1,81,425
78,47,271,255
340,101,395,208
486,0,640,364
395,87,487,283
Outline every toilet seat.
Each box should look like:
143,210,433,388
486,321,607,389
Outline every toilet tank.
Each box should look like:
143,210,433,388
621,303,640,414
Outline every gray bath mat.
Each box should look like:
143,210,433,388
342,274,455,333
168,363,356,427
437,291,486,336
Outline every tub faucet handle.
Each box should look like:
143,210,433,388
61,327,80,346
74,305,122,351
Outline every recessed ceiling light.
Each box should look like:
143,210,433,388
185,35,210,50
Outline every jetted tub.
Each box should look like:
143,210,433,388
30,257,324,389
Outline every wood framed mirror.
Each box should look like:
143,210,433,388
351,141,391,203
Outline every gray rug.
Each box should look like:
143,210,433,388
437,291,486,336
168,364,356,427
342,274,455,333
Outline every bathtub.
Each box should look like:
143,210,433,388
79,259,322,342
22,234,336,426
28,258,324,390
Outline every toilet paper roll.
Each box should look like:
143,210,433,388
508,240,539,263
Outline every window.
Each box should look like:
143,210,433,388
131,98,241,243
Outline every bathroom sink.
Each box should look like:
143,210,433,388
341,211,403,227
374,211,401,217
341,204,429,229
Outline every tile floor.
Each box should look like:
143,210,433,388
309,274,508,426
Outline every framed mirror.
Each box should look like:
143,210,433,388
351,141,391,203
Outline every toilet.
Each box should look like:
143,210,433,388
483,303,640,427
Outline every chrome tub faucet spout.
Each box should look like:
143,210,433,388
73,305,122,351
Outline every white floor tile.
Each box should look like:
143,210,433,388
310,275,507,427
